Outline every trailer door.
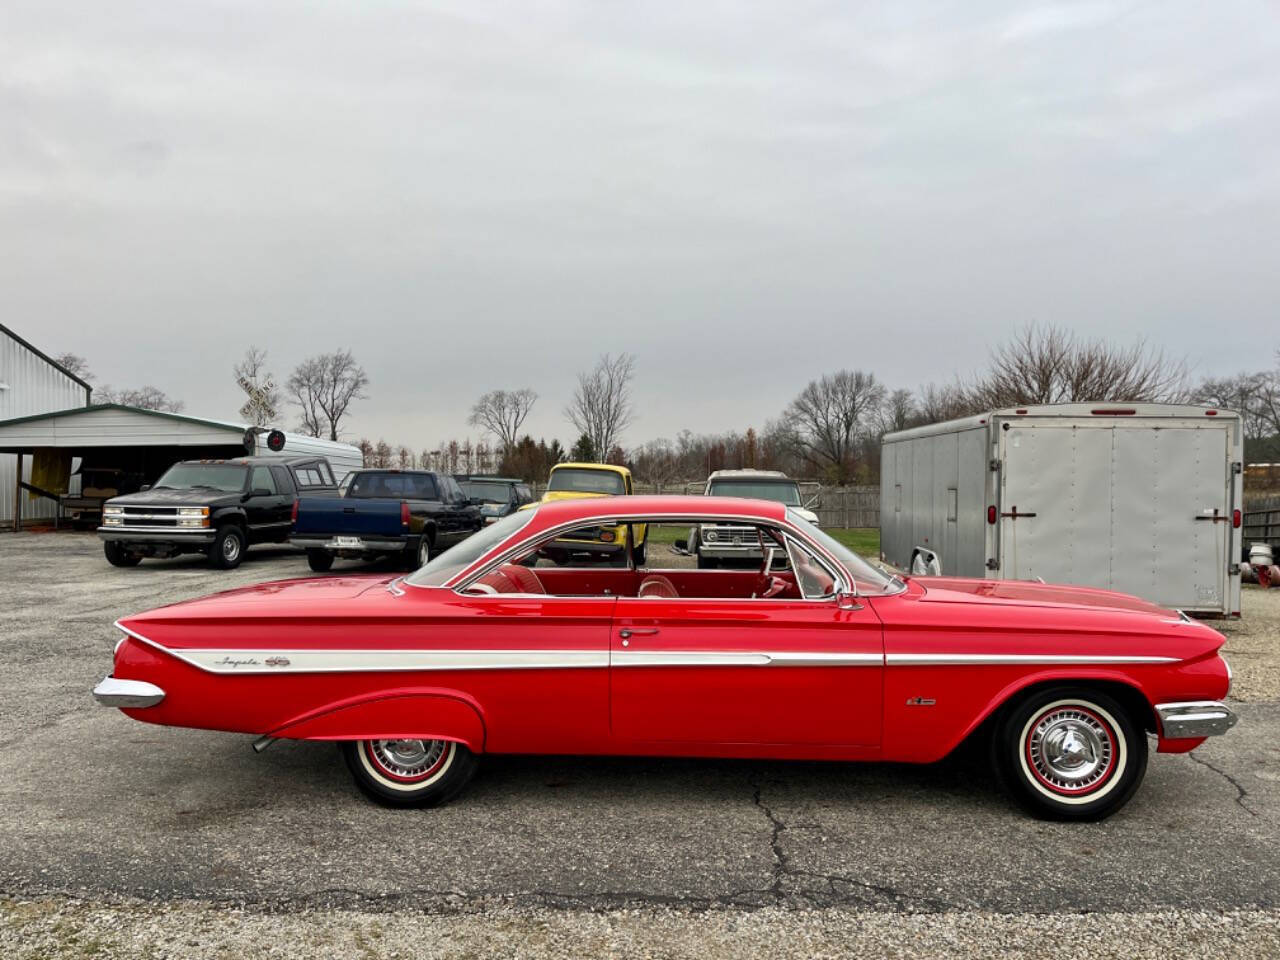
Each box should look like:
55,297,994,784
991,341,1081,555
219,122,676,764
1111,425,1229,611
999,420,1230,612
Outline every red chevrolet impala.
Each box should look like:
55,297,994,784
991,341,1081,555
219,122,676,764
94,496,1237,820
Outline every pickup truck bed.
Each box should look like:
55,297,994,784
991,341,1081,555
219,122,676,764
291,497,413,570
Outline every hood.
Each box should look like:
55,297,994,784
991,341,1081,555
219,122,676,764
918,576,1175,616
107,487,240,506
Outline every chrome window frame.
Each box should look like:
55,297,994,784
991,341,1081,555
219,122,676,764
440,512,861,601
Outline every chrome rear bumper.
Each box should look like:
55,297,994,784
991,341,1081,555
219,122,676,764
93,676,166,709
1156,700,1238,739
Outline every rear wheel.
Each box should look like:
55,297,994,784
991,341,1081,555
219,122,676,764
306,549,334,572
103,541,142,567
993,686,1147,821
209,525,246,569
343,739,478,808
414,532,433,569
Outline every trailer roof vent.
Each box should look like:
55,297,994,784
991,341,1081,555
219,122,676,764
1090,408,1137,416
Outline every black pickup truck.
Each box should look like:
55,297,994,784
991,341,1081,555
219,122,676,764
290,469,483,572
99,456,339,569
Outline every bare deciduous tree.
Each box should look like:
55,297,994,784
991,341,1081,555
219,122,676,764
916,381,977,424
234,346,282,427
468,389,537,453
967,325,1189,409
287,350,369,441
53,353,93,382
97,385,184,412
565,353,636,462
783,370,886,482
876,388,917,435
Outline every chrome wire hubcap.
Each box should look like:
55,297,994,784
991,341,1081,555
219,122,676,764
1028,708,1113,793
370,739,445,779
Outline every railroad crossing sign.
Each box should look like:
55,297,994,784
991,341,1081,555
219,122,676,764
237,374,277,425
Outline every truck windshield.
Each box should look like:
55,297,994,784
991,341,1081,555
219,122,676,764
709,481,802,506
406,510,535,587
460,480,513,503
788,508,900,595
152,463,248,493
547,469,626,495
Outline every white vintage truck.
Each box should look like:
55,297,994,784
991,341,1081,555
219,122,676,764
880,403,1243,616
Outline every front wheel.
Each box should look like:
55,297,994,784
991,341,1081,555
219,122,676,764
342,739,478,808
993,686,1147,821
306,549,334,572
209,525,246,569
103,541,142,567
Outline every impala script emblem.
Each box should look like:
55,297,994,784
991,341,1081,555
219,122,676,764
215,656,260,669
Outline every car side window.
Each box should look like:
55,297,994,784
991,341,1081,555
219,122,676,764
411,475,438,499
785,536,838,599
270,466,294,494
517,485,532,504
251,466,278,495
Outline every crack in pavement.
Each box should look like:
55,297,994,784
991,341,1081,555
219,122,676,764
1188,751,1260,819
748,773,955,912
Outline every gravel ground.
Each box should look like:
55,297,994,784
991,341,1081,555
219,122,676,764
1216,585,1280,701
2,898,1278,959
3,531,1278,958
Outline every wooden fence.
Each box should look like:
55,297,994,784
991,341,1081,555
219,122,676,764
527,481,881,529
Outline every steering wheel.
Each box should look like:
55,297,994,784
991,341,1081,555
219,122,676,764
752,545,788,598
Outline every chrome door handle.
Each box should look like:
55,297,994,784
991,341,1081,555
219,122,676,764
619,628,659,639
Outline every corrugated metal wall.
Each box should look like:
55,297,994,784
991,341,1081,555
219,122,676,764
0,330,91,524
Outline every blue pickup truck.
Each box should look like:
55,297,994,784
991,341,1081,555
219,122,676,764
290,469,483,572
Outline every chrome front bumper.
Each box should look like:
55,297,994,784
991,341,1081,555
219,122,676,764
93,676,166,709
1156,701,1238,739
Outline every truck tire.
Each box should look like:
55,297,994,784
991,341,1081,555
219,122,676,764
307,549,335,573
633,541,646,566
696,554,718,569
413,533,433,569
103,541,142,567
209,525,246,569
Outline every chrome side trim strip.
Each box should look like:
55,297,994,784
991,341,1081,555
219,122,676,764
183,648,608,675
1156,700,1239,738
612,651,883,668
886,653,1179,666
92,676,166,708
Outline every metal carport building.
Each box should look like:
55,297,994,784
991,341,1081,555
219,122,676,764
0,404,364,530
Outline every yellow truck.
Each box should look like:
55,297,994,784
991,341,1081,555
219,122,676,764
526,462,646,564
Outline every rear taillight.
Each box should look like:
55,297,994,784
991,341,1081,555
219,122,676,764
401,501,410,527
1233,509,1241,529
987,505,997,524
291,499,298,524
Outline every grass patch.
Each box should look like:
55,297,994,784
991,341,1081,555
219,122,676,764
823,527,880,558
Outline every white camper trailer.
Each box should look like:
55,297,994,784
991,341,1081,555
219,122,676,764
880,403,1243,616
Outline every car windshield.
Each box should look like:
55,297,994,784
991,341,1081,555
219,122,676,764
546,468,626,495
406,510,535,587
709,480,802,506
787,508,900,595
460,480,512,503
152,463,248,493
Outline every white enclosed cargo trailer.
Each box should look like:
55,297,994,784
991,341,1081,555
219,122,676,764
880,403,1243,616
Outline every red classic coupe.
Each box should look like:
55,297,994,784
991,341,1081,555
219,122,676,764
94,496,1237,820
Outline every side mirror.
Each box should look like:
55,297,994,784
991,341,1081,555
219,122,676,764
836,590,863,610
672,539,690,555
246,488,272,499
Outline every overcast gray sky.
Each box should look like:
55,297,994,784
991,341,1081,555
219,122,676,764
2,1,1277,449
